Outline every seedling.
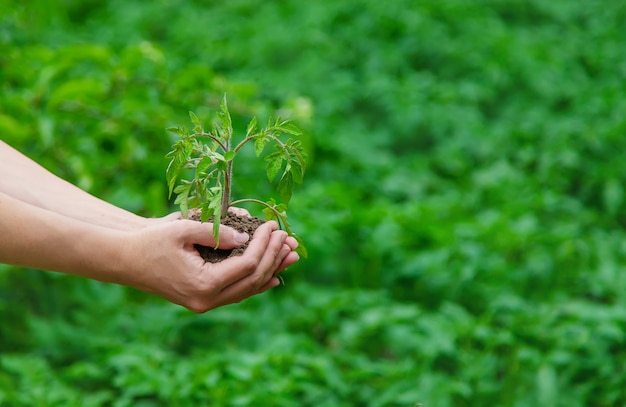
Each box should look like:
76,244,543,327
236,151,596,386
165,96,307,257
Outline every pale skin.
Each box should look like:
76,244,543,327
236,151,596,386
0,140,300,313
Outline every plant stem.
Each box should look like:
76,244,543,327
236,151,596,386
230,198,285,229
199,132,227,151
233,136,253,153
221,133,232,215
222,160,232,214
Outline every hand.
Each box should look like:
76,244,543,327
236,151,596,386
120,219,299,313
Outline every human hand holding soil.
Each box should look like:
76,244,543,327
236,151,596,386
121,219,299,313
0,140,300,312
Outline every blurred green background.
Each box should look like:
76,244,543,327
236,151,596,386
1,0,626,405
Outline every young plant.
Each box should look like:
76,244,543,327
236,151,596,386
165,96,307,257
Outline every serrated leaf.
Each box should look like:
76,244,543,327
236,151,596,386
173,181,190,193
277,172,294,204
166,125,187,137
277,121,302,136
173,182,192,217
262,206,277,221
166,141,189,197
246,116,258,137
283,161,292,177
217,94,232,141
289,159,304,184
254,136,266,157
294,235,308,258
210,150,225,162
211,123,226,145
187,194,200,209
212,211,221,247
197,155,214,175
189,111,201,126
266,153,284,182
205,187,223,246
189,111,203,134
274,202,288,213
200,203,213,223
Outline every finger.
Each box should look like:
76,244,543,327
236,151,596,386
180,219,249,249
212,276,281,309
259,276,281,291
228,206,251,218
212,227,287,302
233,275,280,302
213,271,282,308
284,236,298,250
276,249,300,272
253,230,289,279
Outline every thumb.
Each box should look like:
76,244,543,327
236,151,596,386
179,220,249,249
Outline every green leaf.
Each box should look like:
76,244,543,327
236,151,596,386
265,152,284,182
209,150,226,162
217,94,233,141
289,159,304,184
246,116,257,137
200,202,214,223
189,111,201,126
207,187,223,247
275,120,302,136
165,140,190,197
254,136,266,157
166,125,187,137
196,155,214,175
277,172,294,204
173,182,192,217
216,159,228,173
293,235,308,258
189,111,202,133
223,151,236,162
262,206,278,221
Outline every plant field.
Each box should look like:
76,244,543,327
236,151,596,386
1,1,626,405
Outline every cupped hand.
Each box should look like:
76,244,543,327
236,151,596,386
120,218,299,313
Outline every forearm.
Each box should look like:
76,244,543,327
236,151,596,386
0,140,150,230
0,191,128,282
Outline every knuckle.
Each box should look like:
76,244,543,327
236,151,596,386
248,273,266,292
270,244,283,260
240,256,260,272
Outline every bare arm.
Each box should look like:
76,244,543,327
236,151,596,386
0,191,133,280
0,140,151,230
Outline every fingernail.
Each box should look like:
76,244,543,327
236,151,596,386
234,231,249,245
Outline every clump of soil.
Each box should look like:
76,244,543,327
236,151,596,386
187,209,266,263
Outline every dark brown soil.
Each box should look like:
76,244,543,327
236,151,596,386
187,209,266,263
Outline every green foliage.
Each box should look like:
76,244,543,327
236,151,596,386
2,0,626,406
165,96,306,251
